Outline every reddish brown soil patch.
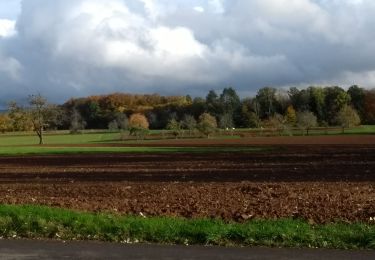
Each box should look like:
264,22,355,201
39,135,375,148
0,145,374,224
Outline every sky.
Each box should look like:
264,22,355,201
0,0,375,105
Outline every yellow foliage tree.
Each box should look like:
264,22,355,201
285,105,297,126
0,114,11,133
129,113,149,139
197,113,217,138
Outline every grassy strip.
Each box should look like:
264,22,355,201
0,146,269,156
0,205,374,249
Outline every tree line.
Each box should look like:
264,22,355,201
0,85,374,141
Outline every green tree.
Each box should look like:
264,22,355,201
347,85,365,121
336,105,361,133
190,97,206,119
205,90,220,117
288,87,310,112
197,113,217,138
364,90,375,124
308,87,326,122
220,88,240,113
324,86,351,125
166,118,182,139
232,98,261,128
256,87,278,118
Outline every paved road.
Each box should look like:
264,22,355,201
0,240,374,260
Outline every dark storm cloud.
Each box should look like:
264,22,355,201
0,0,375,105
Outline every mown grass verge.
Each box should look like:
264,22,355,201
0,205,374,249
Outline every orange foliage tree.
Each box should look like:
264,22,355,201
129,113,149,139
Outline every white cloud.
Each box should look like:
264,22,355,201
0,19,16,37
193,6,205,13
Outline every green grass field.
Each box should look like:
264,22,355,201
0,131,270,155
0,125,373,155
0,146,269,156
0,132,119,146
0,205,373,249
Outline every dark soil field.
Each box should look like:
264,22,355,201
0,136,374,224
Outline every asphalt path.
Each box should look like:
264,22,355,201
0,240,374,260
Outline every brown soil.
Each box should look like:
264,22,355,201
44,135,375,147
0,143,374,224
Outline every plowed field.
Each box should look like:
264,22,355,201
0,138,374,224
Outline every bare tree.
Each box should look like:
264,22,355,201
219,113,234,129
28,94,60,144
296,111,318,136
70,109,86,134
182,115,197,136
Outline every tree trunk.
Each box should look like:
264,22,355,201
38,130,44,145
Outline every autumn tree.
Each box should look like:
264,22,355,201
129,113,149,139
0,114,11,133
336,105,361,133
166,118,182,139
285,105,297,126
8,101,33,131
197,113,217,138
296,111,318,136
262,114,285,135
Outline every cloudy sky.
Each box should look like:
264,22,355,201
0,0,375,105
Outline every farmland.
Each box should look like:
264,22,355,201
0,134,374,226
